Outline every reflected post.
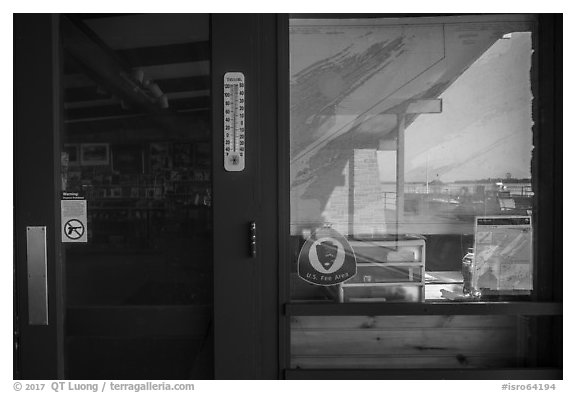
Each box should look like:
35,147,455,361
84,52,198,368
396,99,443,231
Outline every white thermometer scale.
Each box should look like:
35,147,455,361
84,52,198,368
224,72,245,171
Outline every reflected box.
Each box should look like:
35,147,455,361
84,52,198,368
339,238,425,303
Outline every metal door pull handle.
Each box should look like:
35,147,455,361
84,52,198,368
26,226,48,325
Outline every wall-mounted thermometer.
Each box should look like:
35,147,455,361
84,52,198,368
224,72,245,171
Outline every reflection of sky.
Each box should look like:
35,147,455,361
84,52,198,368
399,33,533,183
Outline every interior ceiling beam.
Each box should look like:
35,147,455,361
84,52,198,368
73,13,141,20
65,96,209,121
64,76,210,103
60,16,167,115
117,42,210,68
156,75,210,93
63,41,210,75
64,61,210,89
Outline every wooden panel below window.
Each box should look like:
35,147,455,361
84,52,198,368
291,315,527,369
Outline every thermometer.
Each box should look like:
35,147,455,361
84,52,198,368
223,72,245,171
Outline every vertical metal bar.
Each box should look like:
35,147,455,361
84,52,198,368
277,13,291,379
421,239,426,302
396,114,405,230
26,227,49,325
348,150,355,236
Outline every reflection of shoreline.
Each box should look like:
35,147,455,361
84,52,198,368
380,180,533,235
291,176,533,236
381,181,533,197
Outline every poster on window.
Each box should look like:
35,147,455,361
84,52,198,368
472,216,532,292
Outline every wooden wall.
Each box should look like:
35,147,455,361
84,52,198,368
291,315,527,369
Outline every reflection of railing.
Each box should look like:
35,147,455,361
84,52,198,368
504,185,533,196
402,182,533,197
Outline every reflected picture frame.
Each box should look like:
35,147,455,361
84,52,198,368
80,143,109,166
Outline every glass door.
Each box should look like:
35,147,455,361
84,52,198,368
15,13,280,380
60,14,213,379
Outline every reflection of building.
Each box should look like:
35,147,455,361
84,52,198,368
322,149,388,237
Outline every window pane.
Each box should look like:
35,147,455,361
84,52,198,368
289,15,535,303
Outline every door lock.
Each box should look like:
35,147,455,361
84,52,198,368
249,221,256,257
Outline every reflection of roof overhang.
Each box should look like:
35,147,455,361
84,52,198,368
290,14,534,166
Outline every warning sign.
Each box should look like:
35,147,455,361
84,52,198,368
297,227,356,286
61,192,87,243
64,219,85,240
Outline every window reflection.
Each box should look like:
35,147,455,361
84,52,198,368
289,16,535,303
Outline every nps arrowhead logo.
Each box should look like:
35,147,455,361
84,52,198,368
297,227,357,286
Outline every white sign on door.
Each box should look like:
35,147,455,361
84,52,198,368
61,192,87,243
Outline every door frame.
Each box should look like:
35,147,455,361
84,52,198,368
211,14,280,379
14,13,280,380
14,13,65,380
